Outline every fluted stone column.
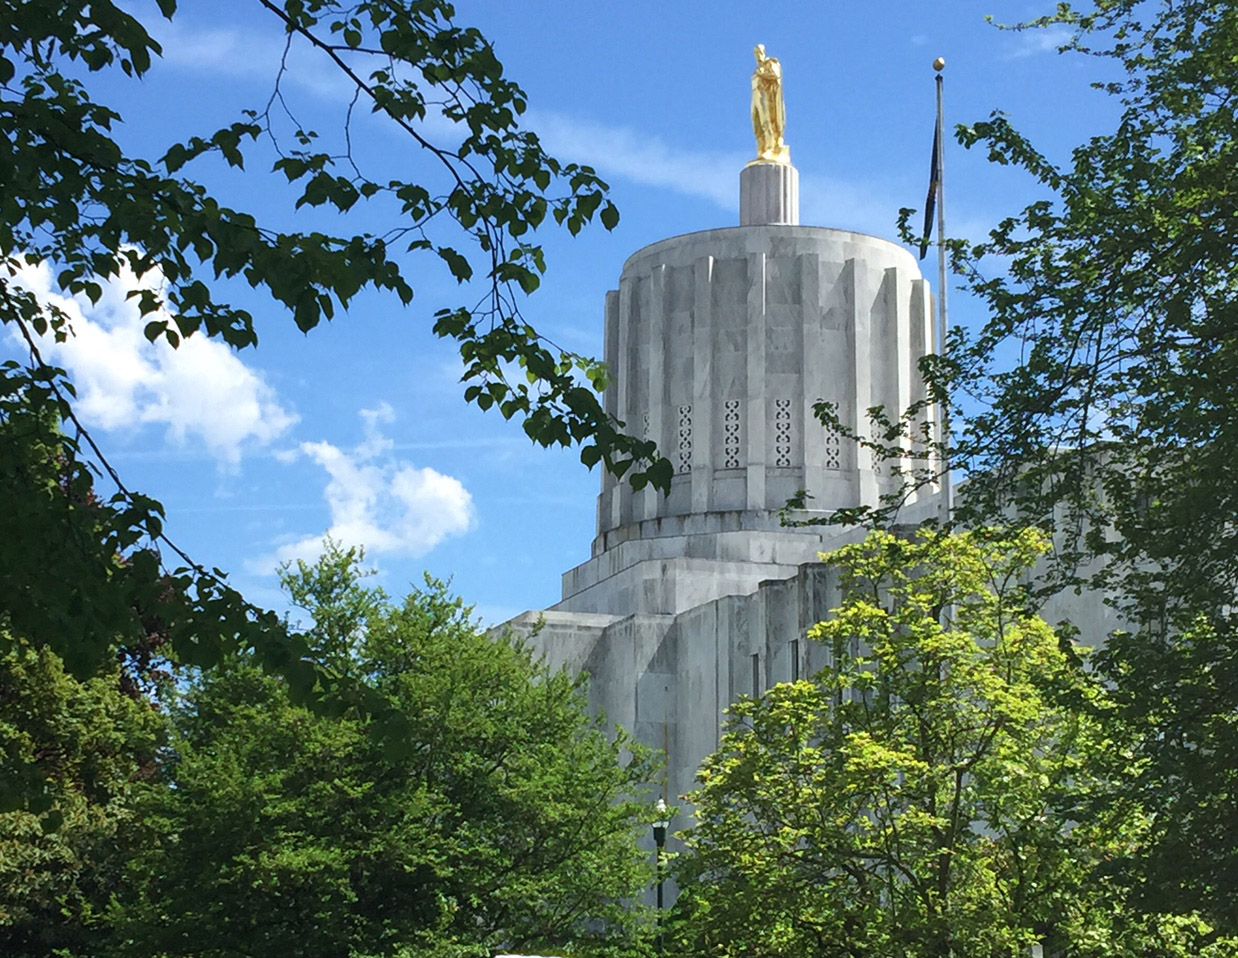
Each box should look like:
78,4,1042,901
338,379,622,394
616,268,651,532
740,161,799,226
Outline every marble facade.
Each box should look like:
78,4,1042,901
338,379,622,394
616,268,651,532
494,158,1115,824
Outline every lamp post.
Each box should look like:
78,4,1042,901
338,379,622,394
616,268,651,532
652,797,669,954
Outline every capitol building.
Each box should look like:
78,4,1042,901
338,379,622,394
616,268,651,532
496,50,1119,816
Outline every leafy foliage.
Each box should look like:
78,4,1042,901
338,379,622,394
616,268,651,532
109,543,659,958
952,2,1238,930
798,0,1238,931
671,530,1235,958
0,636,164,958
0,403,332,813
0,0,670,691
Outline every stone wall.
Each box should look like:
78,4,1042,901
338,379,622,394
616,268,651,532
558,223,938,619
503,559,847,821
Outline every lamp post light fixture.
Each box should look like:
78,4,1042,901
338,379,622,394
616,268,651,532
652,797,670,954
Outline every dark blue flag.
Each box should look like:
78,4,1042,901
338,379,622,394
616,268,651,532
920,124,940,260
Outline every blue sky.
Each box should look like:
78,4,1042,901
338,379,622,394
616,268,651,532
11,1,1125,626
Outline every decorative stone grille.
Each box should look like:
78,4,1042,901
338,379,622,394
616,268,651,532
773,398,793,467
723,400,742,468
677,404,693,474
824,423,841,470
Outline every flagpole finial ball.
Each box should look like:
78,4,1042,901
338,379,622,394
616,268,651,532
933,57,946,71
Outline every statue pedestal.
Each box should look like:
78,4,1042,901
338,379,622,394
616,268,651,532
740,161,799,226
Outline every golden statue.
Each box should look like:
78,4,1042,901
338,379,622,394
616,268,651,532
750,44,789,164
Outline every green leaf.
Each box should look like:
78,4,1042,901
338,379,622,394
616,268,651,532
437,246,473,282
0,0,663,737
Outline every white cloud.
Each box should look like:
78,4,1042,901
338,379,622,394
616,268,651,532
150,18,910,241
152,19,902,231
13,261,297,465
528,109,745,210
799,173,909,238
1006,25,1075,59
149,17,469,135
527,108,907,236
253,405,475,571
150,18,355,100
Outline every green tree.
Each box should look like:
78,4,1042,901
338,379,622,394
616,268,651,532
671,530,1234,958
0,0,671,690
110,543,658,958
810,0,1238,930
946,0,1238,931
0,636,165,958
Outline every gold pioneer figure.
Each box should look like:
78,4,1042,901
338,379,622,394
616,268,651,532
750,44,789,164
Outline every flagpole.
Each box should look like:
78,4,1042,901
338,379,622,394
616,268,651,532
933,57,952,528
